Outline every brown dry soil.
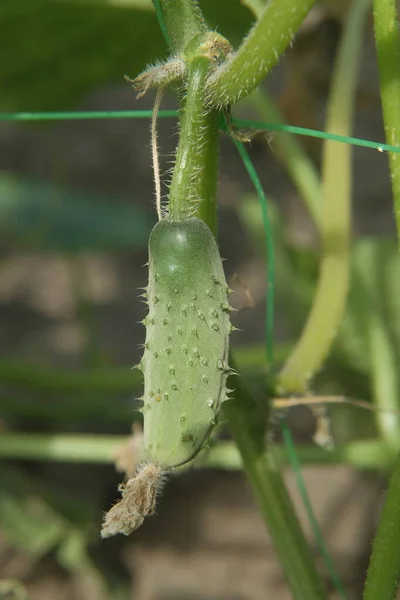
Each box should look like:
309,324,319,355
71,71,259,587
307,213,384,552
0,8,397,600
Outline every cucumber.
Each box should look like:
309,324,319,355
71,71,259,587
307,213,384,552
138,217,233,468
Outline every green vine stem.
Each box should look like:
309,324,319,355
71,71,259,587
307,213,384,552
168,56,219,226
157,0,206,53
206,0,316,107
276,0,370,395
223,377,325,600
353,242,400,451
373,0,400,244
0,433,394,471
363,450,400,600
206,438,394,472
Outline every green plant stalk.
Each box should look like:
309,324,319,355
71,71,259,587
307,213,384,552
276,0,370,394
367,313,400,450
373,0,400,244
206,439,395,471
363,450,400,600
246,89,321,228
168,57,219,227
223,381,323,600
0,433,394,470
206,0,316,107
0,433,126,463
353,244,400,451
156,0,207,53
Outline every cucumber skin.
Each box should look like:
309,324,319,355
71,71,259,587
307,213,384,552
139,217,231,468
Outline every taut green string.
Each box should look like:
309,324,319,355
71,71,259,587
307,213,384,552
234,119,400,154
152,0,170,47
0,110,177,121
231,136,275,364
0,110,399,155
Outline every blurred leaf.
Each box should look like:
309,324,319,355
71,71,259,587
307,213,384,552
0,174,152,251
0,0,252,111
0,580,27,600
57,529,91,570
0,467,66,557
0,467,114,598
58,530,111,595
352,239,400,444
376,238,400,368
336,236,400,379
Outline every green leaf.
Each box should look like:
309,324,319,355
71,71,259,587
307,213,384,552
0,467,66,557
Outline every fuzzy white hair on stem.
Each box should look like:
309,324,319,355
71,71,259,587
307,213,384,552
151,87,164,221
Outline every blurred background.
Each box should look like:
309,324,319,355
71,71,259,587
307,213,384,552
0,1,398,598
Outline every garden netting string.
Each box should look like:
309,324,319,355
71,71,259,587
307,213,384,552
1,109,400,154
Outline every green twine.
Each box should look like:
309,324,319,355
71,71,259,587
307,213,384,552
0,109,398,155
281,424,350,600
152,0,171,47
230,136,275,365
0,110,177,121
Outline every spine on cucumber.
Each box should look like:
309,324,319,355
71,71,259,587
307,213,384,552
138,217,233,468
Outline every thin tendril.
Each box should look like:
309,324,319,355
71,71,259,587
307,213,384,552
151,87,164,220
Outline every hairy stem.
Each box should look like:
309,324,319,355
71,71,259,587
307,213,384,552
168,57,219,226
276,0,369,394
206,0,316,107
155,0,207,53
223,376,326,600
373,0,400,246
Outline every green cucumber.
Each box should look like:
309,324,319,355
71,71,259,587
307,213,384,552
138,216,233,468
